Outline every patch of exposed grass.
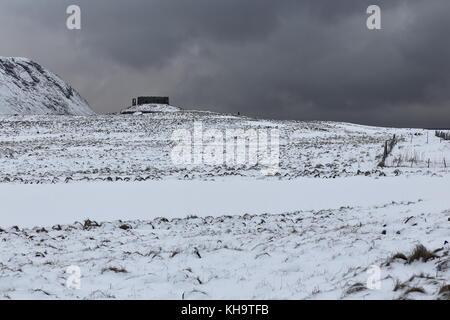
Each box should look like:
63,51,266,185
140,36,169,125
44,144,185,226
170,250,180,258
407,244,438,264
438,284,450,297
439,284,450,294
83,219,101,230
345,282,367,295
404,287,426,295
386,252,408,266
101,266,128,274
437,258,450,272
393,280,408,292
119,224,132,230
407,273,436,282
388,244,439,266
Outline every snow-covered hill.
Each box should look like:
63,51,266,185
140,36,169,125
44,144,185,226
0,57,94,116
1,112,449,184
121,103,182,114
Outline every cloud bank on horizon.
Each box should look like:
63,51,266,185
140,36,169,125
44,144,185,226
1,0,449,127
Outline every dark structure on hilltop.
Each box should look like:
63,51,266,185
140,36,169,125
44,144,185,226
132,96,169,106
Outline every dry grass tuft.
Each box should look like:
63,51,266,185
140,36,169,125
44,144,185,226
437,257,450,272
439,284,450,294
393,280,408,292
345,283,367,295
101,266,128,274
170,250,180,258
386,252,408,266
404,287,426,295
83,219,101,230
438,284,450,297
407,244,438,264
119,224,132,230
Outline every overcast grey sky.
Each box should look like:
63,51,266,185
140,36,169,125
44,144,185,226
1,0,449,127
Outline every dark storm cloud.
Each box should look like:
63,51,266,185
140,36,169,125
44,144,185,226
1,0,450,127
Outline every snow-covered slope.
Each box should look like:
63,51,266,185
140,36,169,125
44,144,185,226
0,112,449,300
121,103,182,114
1,199,448,299
0,57,94,115
1,113,450,184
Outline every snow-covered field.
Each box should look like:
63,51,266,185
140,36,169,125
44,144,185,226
1,199,448,300
1,176,450,229
2,112,449,184
0,111,449,300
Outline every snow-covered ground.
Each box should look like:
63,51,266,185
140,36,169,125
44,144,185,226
1,199,448,300
1,113,449,184
1,176,450,229
386,130,450,169
0,112,449,300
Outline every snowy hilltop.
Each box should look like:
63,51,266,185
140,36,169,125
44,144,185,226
121,103,182,114
0,57,94,116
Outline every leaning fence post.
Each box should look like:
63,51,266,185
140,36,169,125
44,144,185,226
384,141,388,158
